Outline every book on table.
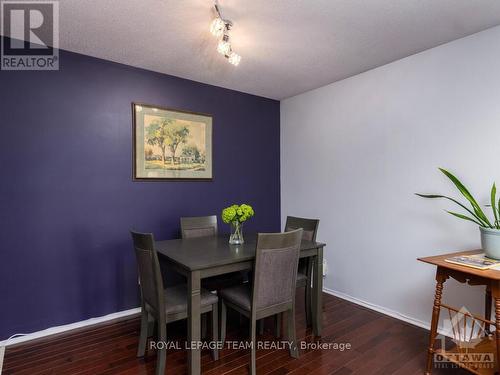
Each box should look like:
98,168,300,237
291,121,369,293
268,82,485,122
445,253,500,270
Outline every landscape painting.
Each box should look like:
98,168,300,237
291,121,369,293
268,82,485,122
133,103,213,180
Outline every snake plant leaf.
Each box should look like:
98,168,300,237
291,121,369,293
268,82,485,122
439,168,493,228
497,197,500,229
445,210,483,226
415,193,489,227
492,183,498,228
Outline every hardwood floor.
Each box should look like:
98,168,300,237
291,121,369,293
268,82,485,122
3,291,470,374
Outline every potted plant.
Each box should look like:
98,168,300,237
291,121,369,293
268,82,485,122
221,204,255,245
417,168,500,259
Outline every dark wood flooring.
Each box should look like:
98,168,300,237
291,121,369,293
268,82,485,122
3,291,470,374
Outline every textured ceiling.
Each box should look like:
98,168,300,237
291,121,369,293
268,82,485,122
53,1,500,99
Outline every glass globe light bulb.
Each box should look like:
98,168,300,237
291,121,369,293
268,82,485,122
217,39,231,56
210,18,225,37
228,52,241,66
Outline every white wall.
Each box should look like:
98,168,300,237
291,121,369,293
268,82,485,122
281,25,500,329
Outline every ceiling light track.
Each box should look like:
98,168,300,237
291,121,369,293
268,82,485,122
210,2,241,66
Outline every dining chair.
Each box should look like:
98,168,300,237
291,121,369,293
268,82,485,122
180,215,218,238
131,230,219,375
285,216,320,327
219,229,303,375
180,215,246,291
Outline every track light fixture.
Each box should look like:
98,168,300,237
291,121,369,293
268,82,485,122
210,3,241,66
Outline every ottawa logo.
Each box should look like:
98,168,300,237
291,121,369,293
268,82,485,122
434,306,495,371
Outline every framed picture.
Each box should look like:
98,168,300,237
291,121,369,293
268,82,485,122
132,103,213,180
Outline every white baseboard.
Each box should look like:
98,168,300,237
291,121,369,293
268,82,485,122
0,307,140,348
323,287,450,337
0,345,5,374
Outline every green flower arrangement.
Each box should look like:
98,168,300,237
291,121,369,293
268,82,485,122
221,203,254,244
221,204,255,224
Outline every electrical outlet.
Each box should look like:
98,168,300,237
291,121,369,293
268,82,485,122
323,259,328,277
0,344,5,374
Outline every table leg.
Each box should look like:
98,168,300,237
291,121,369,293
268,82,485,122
188,270,201,375
492,283,500,374
425,270,447,375
485,286,492,335
312,246,323,336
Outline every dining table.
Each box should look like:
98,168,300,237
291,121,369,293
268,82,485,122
155,233,326,375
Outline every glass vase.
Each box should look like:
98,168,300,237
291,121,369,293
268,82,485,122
229,221,244,245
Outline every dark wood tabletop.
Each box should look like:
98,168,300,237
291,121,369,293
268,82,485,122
155,233,326,271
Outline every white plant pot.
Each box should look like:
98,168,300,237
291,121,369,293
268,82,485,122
480,227,500,260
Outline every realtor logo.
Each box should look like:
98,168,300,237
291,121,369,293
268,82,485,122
1,0,59,70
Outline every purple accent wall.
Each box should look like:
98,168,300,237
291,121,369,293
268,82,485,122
0,49,280,339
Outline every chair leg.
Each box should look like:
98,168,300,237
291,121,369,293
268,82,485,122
156,321,167,375
211,304,219,361
305,285,312,326
275,313,281,338
148,317,158,343
137,308,149,357
202,313,208,339
287,308,299,358
147,315,155,337
220,300,227,345
305,259,313,326
258,319,264,335
249,318,257,375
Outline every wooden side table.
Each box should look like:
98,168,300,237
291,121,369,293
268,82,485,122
419,250,500,375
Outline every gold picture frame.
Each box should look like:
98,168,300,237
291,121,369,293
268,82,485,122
132,103,213,181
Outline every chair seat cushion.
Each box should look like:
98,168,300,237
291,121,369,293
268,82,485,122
219,284,251,311
165,284,218,315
